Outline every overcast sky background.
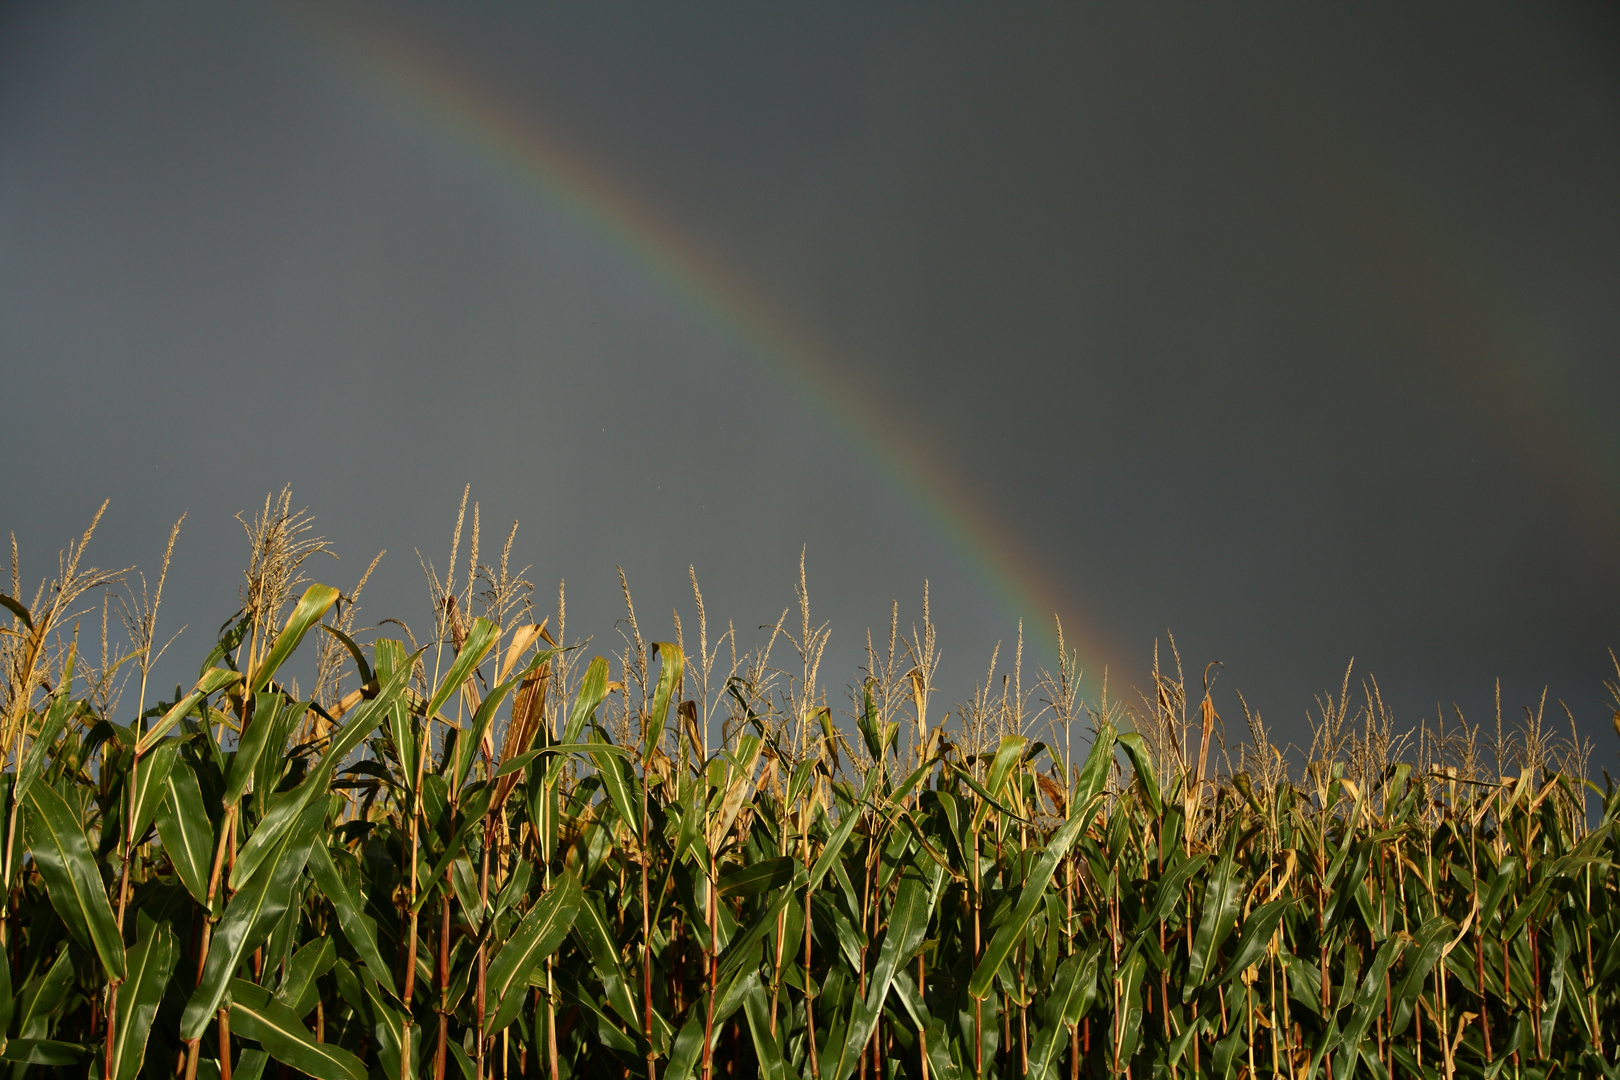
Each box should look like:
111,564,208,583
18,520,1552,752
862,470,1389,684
3,2,1618,765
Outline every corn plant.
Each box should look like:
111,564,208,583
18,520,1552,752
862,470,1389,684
1,498,1618,1080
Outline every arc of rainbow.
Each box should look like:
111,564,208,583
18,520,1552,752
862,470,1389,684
285,7,1131,700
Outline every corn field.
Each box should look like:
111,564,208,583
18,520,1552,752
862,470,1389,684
2,496,1619,1080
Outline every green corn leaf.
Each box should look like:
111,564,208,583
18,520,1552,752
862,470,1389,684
229,979,366,1080
357,964,413,1080
1183,828,1244,1000
274,935,337,1018
494,748,543,778
556,973,638,1057
410,785,492,914
1210,1022,1247,1080
663,968,754,1080
126,740,178,846
224,692,287,806
1134,853,1209,934
231,655,413,891
589,733,640,833
449,674,518,790
561,656,612,746
374,639,417,785
856,682,883,760
319,624,373,686
741,975,796,1080
16,680,80,805
1478,857,1519,929
181,798,327,1040
1114,950,1150,1063
0,932,12,1043
1215,897,1292,985
318,654,418,772
1116,732,1162,816
484,871,583,1035
0,1040,93,1065
1388,915,1454,1036
1325,837,1379,929
967,734,1028,830
807,769,879,890
153,761,213,905
1332,933,1406,1080
719,856,796,898
667,789,705,868
571,892,639,1028
1027,947,1101,1080
785,757,817,809
439,1041,473,1080
110,913,178,1080
642,642,683,764
307,842,394,993
830,861,941,1080
13,948,75,1037
1166,1016,1207,1069
717,868,809,985
951,763,1024,825
198,615,250,680
491,860,533,924
250,584,341,693
422,617,499,723
968,809,1087,1000
1074,723,1117,808
135,666,241,756
1542,917,1574,1038
23,783,125,981
233,1050,270,1080
449,856,482,923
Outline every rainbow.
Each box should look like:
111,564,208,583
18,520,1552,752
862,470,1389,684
276,5,1132,696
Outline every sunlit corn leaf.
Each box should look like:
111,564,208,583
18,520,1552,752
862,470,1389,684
231,656,413,891
181,798,327,1040
133,666,241,756
1333,933,1407,1080
422,617,500,723
23,782,125,981
719,856,795,898
249,584,341,693
153,760,213,905
1115,731,1162,816
830,860,941,1080
1388,915,1455,1037
484,871,583,1035
1183,826,1244,1000
740,975,795,1080
641,643,683,766
969,809,1088,1000
357,963,413,1080
662,967,755,1080
449,674,518,790
570,891,640,1028
16,677,80,805
1214,897,1292,985
225,692,294,807
229,979,365,1080
126,739,178,848
307,842,392,993
110,912,178,1080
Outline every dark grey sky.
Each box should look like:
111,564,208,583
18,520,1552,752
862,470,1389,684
3,2,1618,762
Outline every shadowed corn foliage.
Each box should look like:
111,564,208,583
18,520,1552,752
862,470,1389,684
3,495,1620,1080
